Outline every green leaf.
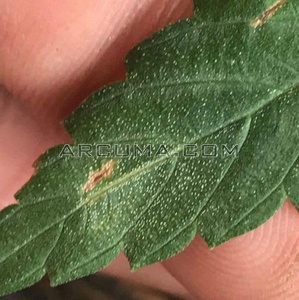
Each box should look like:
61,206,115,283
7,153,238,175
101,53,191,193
1,0,298,295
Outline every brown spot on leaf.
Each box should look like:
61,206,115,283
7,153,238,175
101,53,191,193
251,0,287,28
83,160,116,192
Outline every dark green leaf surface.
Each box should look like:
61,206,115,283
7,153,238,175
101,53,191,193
1,0,298,296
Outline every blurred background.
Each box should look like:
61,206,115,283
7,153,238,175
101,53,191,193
0,274,188,300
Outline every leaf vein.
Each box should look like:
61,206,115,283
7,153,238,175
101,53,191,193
141,117,252,258
219,153,299,240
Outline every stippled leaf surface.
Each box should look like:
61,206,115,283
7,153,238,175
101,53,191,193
0,0,298,296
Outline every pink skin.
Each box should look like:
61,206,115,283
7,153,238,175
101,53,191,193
0,1,298,298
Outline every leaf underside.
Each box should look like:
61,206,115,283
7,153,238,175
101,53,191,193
0,0,298,296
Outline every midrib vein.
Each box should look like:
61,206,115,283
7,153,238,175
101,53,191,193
0,82,298,265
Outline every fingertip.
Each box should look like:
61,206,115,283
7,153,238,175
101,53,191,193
103,253,190,298
0,93,70,210
163,201,299,299
0,0,194,211
1,0,193,122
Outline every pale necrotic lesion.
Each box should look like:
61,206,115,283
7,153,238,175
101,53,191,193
251,0,288,28
83,160,116,192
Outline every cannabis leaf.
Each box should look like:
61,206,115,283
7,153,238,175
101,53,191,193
0,0,298,296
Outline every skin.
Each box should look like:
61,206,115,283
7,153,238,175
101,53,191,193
0,0,298,298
